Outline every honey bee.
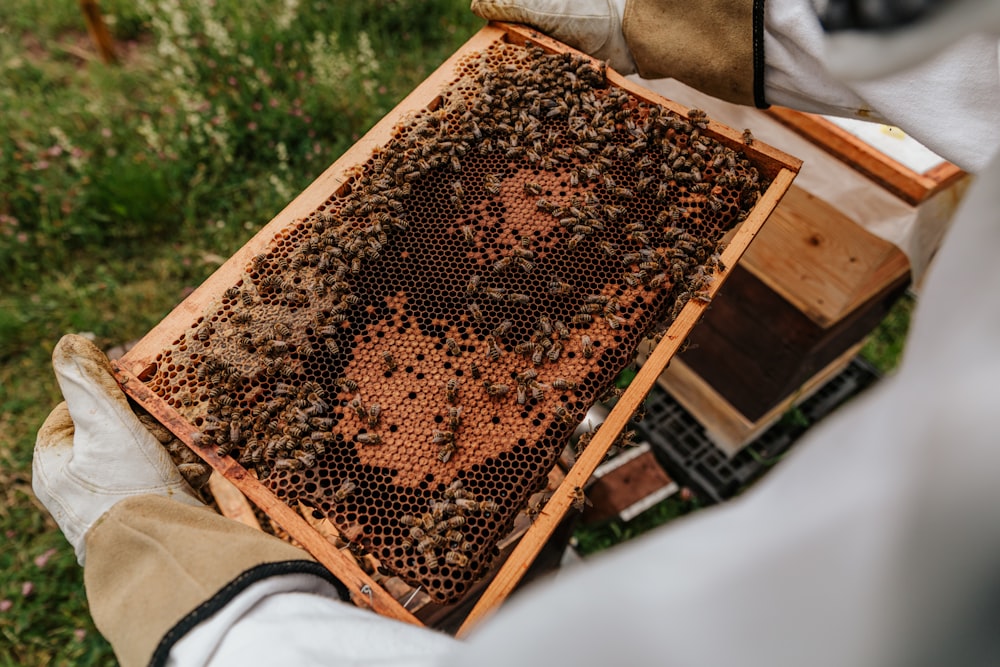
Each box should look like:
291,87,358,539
446,515,466,528
416,537,439,554
493,320,513,338
461,225,476,244
548,281,573,295
605,313,625,330
334,481,357,501
554,405,575,425
516,384,528,405
571,313,593,326
552,378,577,391
492,256,513,273
482,173,502,196
357,433,382,446
484,381,510,398
434,437,455,463
571,486,591,512
467,302,484,323
334,377,358,391
424,552,440,570
523,181,543,195
455,498,480,512
531,344,546,366
350,394,366,420
547,341,563,362
271,322,290,338
742,128,754,145
446,379,459,404
447,407,462,431
445,337,462,357
224,287,241,300
445,551,469,567
273,458,302,472
367,404,382,428
382,352,397,373
551,320,569,340
508,293,530,305
466,274,482,294
536,198,557,213
196,325,213,342
469,361,482,379
485,287,507,301
444,480,465,499
324,339,340,355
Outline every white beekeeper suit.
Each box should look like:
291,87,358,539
32,1,1000,665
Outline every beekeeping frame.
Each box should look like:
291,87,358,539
112,23,800,631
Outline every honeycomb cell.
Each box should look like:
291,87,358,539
145,39,767,604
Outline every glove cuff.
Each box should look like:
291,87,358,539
623,0,765,107
84,495,347,667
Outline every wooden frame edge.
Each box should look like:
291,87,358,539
113,362,422,626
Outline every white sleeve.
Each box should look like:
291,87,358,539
169,574,457,667
762,0,1000,171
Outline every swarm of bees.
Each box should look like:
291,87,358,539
144,37,768,604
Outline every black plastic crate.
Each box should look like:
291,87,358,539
640,357,880,503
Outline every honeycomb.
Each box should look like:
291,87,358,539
143,40,767,604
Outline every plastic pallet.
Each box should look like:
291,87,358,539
640,357,880,503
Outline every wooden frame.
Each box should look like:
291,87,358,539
767,107,964,206
113,22,801,631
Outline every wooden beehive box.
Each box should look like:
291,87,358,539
112,23,800,631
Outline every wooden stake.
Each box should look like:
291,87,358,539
79,0,117,65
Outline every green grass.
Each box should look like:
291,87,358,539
0,1,482,663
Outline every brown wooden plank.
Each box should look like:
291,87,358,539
208,473,262,531
112,363,423,626
742,186,911,327
767,107,964,205
583,448,673,523
679,261,909,421
655,342,863,454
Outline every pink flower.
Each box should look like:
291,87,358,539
101,128,112,138
34,548,57,569
0,600,12,612
21,582,34,598
252,102,263,111
227,76,237,87
269,98,279,108
247,122,258,131
74,629,87,641
33,160,50,170
46,145,63,157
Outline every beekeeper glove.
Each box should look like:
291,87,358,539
471,0,637,74
32,334,205,565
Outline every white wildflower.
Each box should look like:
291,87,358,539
275,0,300,31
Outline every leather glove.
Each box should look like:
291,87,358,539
33,334,205,565
471,0,637,74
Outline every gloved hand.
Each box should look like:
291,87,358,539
471,0,636,74
33,334,205,565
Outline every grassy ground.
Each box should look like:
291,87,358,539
0,2,916,663
0,2,482,663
